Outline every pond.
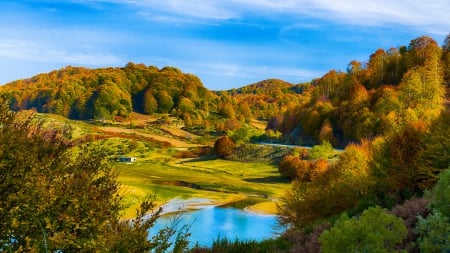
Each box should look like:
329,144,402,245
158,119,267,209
148,203,282,248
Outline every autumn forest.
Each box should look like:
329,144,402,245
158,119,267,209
1,35,449,252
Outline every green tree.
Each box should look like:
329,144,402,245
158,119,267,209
416,213,450,253
398,66,444,118
177,97,195,114
416,168,450,252
143,89,158,114
418,110,450,189
0,103,189,252
372,86,401,116
313,69,345,102
309,141,334,160
227,124,264,144
221,102,236,119
156,90,174,113
367,48,386,88
428,168,450,216
319,207,407,253
384,47,405,85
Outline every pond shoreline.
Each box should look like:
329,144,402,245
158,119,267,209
149,199,284,248
159,197,277,217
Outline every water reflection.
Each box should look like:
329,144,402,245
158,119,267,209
149,206,282,248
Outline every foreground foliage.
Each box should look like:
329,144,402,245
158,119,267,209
190,238,290,253
272,35,448,147
0,103,189,252
319,207,407,253
416,168,450,252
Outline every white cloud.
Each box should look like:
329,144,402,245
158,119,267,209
0,39,122,65
95,0,449,34
298,0,450,30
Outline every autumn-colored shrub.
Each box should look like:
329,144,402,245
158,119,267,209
279,155,329,181
309,159,329,180
278,155,300,179
214,136,235,158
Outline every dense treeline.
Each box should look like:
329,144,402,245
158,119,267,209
274,35,450,252
0,64,309,134
0,63,216,124
269,35,449,147
221,79,308,119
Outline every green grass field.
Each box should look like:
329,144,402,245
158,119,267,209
117,154,291,218
32,112,292,219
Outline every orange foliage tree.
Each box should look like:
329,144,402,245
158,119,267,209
214,136,235,158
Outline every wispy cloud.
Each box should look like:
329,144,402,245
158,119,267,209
92,0,449,34
297,0,450,32
199,63,320,80
1,0,447,88
0,39,122,65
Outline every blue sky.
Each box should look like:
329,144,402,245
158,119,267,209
0,1,448,90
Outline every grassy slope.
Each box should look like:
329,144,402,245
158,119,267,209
32,112,289,218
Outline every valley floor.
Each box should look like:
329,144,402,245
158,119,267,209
117,157,290,218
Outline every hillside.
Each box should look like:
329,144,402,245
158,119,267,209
268,35,450,147
0,35,449,148
1,34,449,252
0,63,216,122
223,79,309,119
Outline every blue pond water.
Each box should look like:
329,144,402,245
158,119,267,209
149,206,282,248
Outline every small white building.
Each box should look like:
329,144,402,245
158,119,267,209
118,157,137,163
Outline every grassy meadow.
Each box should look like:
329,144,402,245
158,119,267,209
32,112,291,219
117,156,290,218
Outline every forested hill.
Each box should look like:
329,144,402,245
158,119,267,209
221,79,309,119
1,35,449,147
0,63,216,120
226,78,307,95
266,35,450,147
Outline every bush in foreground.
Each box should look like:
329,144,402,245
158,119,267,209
0,103,189,252
319,206,407,253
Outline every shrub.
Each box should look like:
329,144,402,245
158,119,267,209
416,213,450,253
319,206,407,253
416,168,450,252
309,141,334,160
214,136,235,158
279,155,306,180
